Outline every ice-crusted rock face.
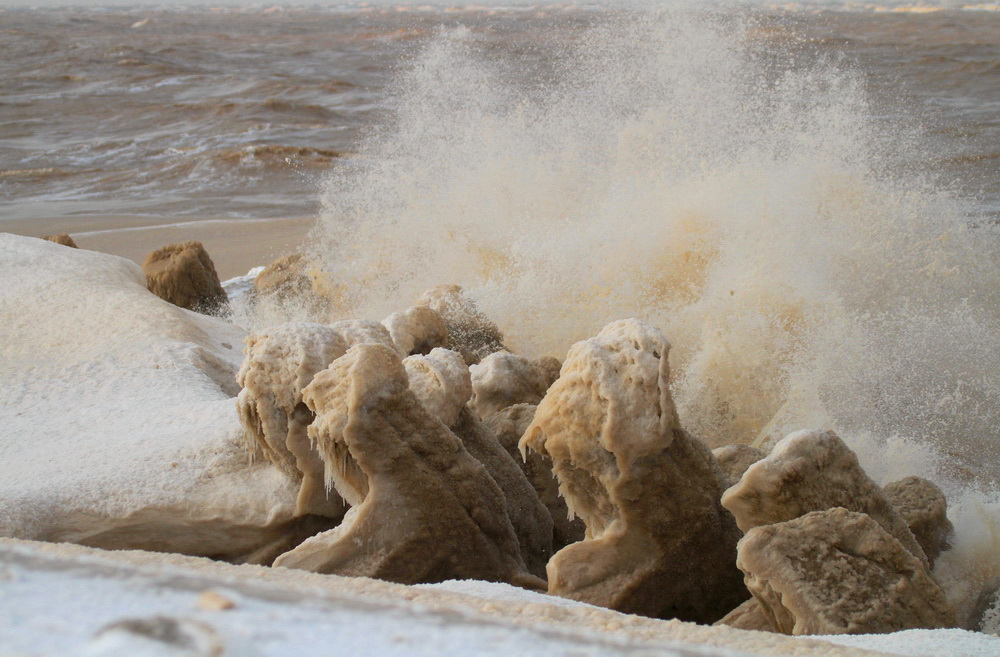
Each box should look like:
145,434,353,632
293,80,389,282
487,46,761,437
485,404,586,551
415,285,505,365
883,476,954,568
330,319,400,354
469,352,559,419
383,306,449,357
737,507,956,635
254,253,311,299
520,319,747,622
273,343,539,588
712,444,767,489
450,406,554,579
721,430,929,568
236,323,348,519
0,235,309,562
402,348,472,429
142,241,227,313
714,598,775,632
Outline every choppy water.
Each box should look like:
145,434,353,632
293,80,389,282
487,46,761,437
0,2,997,223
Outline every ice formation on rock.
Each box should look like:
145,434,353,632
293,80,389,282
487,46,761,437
520,319,746,622
484,404,586,550
273,343,539,588
402,348,472,428
236,323,348,518
721,430,929,568
469,352,560,419
715,599,774,632
737,507,956,635
415,285,505,365
254,253,311,299
331,319,400,353
0,235,307,562
41,233,78,248
712,444,768,488
883,476,954,568
142,241,227,313
451,406,554,579
383,306,449,356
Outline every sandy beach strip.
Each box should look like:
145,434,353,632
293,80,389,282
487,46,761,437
5,215,315,280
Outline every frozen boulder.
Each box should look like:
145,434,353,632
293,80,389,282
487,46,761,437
469,352,560,419
883,476,954,567
737,507,956,635
712,444,767,488
402,348,472,428
254,253,311,299
0,234,306,562
383,306,449,356
331,319,400,353
142,241,227,313
484,404,585,550
520,319,747,622
273,343,540,589
415,285,505,364
236,323,348,518
451,406,554,579
721,429,929,568
42,233,78,248
714,599,774,632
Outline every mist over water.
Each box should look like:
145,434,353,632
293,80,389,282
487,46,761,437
308,5,1000,618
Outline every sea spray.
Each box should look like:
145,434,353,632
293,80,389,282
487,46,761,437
298,5,999,620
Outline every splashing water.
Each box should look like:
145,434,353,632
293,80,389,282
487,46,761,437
300,5,1000,620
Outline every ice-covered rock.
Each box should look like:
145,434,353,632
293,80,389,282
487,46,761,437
253,253,311,299
142,241,227,313
484,404,585,550
451,406,554,579
712,444,767,488
402,348,472,428
883,476,954,568
383,305,449,357
520,319,747,622
331,319,400,353
715,599,774,632
0,234,304,561
469,352,559,419
415,285,505,365
737,507,956,635
236,323,348,518
273,343,539,588
721,430,929,568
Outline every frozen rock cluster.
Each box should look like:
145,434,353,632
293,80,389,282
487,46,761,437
0,237,977,638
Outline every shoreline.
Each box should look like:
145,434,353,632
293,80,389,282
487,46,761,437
4,215,315,280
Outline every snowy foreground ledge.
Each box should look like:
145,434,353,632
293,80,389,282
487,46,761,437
1,537,968,657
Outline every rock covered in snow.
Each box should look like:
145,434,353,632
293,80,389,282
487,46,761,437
721,430,929,568
383,305,449,357
415,285,505,365
273,343,539,589
883,476,954,567
713,444,767,488
715,599,774,632
469,352,560,419
0,234,306,562
402,348,472,428
521,319,747,622
142,241,227,313
451,406,554,579
737,507,956,635
331,319,400,353
484,404,585,550
236,323,348,518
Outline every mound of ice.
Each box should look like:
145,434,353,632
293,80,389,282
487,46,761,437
0,234,300,561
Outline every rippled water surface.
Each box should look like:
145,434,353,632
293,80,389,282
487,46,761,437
0,3,996,224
